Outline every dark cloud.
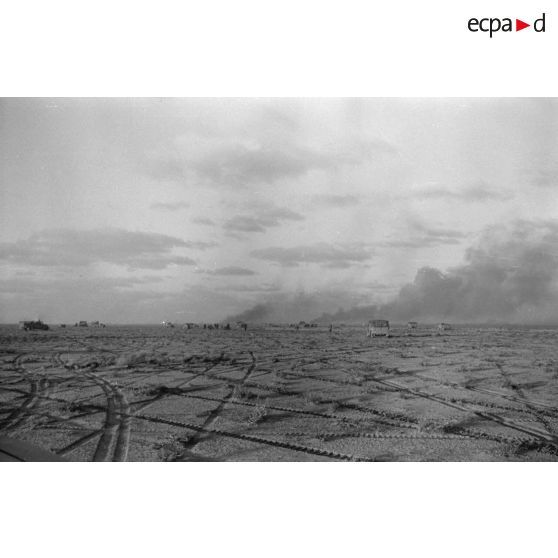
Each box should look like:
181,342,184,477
250,242,373,267
218,284,281,293
183,240,218,250
224,207,304,234
360,280,397,292
322,261,354,269
417,181,512,202
224,217,269,233
380,222,467,248
150,201,190,211
525,166,558,188
143,144,328,185
194,145,326,185
144,137,398,188
125,255,196,270
192,217,216,226
0,228,197,270
204,266,257,276
312,194,360,207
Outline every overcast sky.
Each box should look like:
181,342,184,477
1,98,557,323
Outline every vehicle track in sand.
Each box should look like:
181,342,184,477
133,412,366,461
167,391,409,430
0,354,51,433
4,326,557,460
0,377,51,432
82,371,131,461
491,362,557,437
372,377,558,447
176,351,258,459
186,364,424,430
116,355,229,418
406,372,549,415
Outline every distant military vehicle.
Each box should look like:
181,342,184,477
366,320,390,337
19,320,49,331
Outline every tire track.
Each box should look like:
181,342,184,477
284,431,474,441
124,356,227,417
204,373,421,429
412,370,558,413
172,391,403,429
1,354,51,432
406,373,546,415
133,412,365,461
56,429,104,457
0,378,48,431
6,328,558,461
493,362,557,435
280,369,399,392
373,377,558,446
177,351,258,457
83,371,131,461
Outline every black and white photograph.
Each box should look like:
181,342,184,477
1,97,557,462
1,3,557,558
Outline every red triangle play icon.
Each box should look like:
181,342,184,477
516,19,530,31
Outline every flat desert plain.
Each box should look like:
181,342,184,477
1,324,558,461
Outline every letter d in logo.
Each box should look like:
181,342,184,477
534,13,546,32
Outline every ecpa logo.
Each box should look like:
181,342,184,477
468,13,546,37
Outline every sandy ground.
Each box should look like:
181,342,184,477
1,324,557,461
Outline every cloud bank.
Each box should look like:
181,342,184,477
204,266,257,276
223,207,304,234
250,242,373,268
143,135,399,188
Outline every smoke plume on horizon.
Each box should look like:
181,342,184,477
226,220,558,324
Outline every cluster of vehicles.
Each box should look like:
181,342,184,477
73,320,106,327
162,321,248,331
18,319,106,331
289,321,319,330
17,318,453,336
166,319,453,337
366,320,452,337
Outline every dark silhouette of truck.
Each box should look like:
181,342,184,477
18,320,49,331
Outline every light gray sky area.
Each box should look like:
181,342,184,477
1,98,557,323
